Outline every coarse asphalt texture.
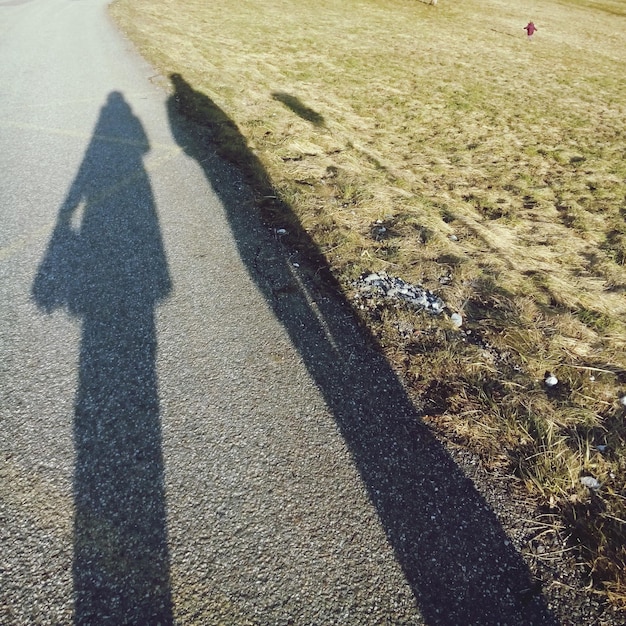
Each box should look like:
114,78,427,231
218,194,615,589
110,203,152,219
0,0,559,624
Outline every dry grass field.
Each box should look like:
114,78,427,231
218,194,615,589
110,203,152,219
111,0,626,608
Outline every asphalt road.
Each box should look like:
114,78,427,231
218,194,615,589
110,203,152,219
1,1,559,624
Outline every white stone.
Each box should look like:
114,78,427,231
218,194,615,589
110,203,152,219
544,374,558,387
580,476,601,490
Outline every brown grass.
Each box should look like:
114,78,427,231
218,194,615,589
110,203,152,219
111,0,626,608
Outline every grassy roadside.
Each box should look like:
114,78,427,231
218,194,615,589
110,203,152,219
110,0,626,607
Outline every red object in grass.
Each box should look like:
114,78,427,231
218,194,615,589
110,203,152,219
524,22,537,37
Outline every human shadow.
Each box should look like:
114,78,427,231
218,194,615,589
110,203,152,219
166,74,558,624
32,92,173,625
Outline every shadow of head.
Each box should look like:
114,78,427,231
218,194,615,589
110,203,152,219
271,91,325,127
97,91,150,152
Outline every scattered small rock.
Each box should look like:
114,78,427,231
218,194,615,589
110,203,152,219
371,220,390,240
544,372,558,388
355,272,445,314
580,476,601,490
450,313,463,328
395,321,415,339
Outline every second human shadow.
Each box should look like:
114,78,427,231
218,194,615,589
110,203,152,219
166,73,557,625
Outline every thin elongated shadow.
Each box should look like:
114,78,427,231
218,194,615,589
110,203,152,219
271,91,325,126
166,73,558,625
32,92,173,625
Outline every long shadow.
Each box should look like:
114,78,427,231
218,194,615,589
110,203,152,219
167,73,560,623
166,74,558,624
32,92,173,625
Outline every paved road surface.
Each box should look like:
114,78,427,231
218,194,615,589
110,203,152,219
0,0,558,624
